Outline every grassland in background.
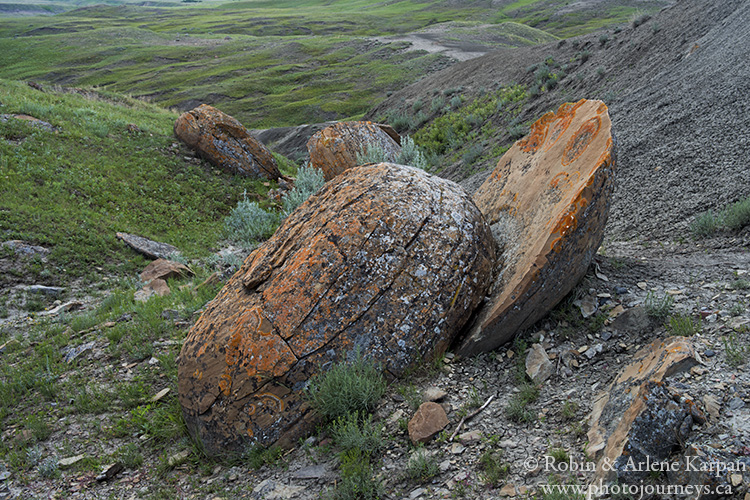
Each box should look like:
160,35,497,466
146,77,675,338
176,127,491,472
0,0,665,128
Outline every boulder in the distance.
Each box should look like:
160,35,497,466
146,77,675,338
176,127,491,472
457,99,616,355
174,104,280,180
178,163,496,455
306,121,401,181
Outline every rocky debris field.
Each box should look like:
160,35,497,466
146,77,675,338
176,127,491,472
2,234,750,499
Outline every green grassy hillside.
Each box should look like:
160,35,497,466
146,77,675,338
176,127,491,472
0,79,281,282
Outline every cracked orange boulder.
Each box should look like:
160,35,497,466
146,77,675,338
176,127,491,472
174,104,280,180
456,99,616,355
178,163,497,455
307,121,401,181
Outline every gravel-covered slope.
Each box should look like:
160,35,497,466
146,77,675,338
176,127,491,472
368,0,750,240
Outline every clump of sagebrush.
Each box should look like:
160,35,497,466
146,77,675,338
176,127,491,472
282,164,325,215
405,448,440,483
644,291,674,321
224,191,280,246
224,166,325,246
327,448,383,500
356,135,428,170
667,313,701,337
690,196,750,237
305,353,386,421
330,412,383,455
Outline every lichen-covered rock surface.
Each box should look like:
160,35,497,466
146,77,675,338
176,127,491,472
174,104,280,180
457,99,616,355
586,336,701,483
178,163,497,455
306,121,401,181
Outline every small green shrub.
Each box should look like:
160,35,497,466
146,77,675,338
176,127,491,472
644,291,674,321
561,400,579,420
667,313,701,336
305,353,386,421
405,448,439,483
430,96,446,114
479,449,509,486
449,95,462,109
244,444,283,469
357,135,428,170
282,164,325,215
690,210,721,237
724,332,747,367
330,412,383,455
224,193,280,246
630,11,651,28
38,456,60,479
507,124,526,140
722,197,750,231
549,447,569,463
599,34,609,46
328,449,383,500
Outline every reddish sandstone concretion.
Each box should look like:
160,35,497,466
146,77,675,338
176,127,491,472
178,163,496,455
174,104,280,180
307,121,401,181
456,99,616,356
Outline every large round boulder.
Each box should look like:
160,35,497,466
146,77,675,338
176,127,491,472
174,104,280,180
307,121,401,181
178,163,497,455
456,99,616,355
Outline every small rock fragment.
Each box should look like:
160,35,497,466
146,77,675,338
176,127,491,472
58,454,86,468
526,343,554,383
408,402,449,444
96,463,124,482
423,387,448,402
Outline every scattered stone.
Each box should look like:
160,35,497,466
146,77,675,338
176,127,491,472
731,473,743,487
408,402,449,444
575,294,598,318
409,487,427,499
609,306,650,334
526,343,554,383
167,450,190,467
39,300,83,316
704,348,716,357
614,286,628,295
499,483,517,497
174,104,281,180
140,258,193,283
251,479,305,499
0,113,55,132
27,285,64,296
423,387,448,402
307,121,401,181
134,278,170,302
584,343,603,360
729,397,745,411
58,454,86,468
151,388,171,403
587,337,701,483
1,240,50,257
116,232,180,260
96,463,124,482
62,341,96,363
178,163,496,454
450,443,465,454
637,282,648,290
703,395,721,420
458,99,616,354
292,464,328,480
457,430,482,444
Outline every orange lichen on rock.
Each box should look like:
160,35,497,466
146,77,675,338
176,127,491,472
178,163,496,455
456,99,616,355
174,104,280,180
306,121,402,181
